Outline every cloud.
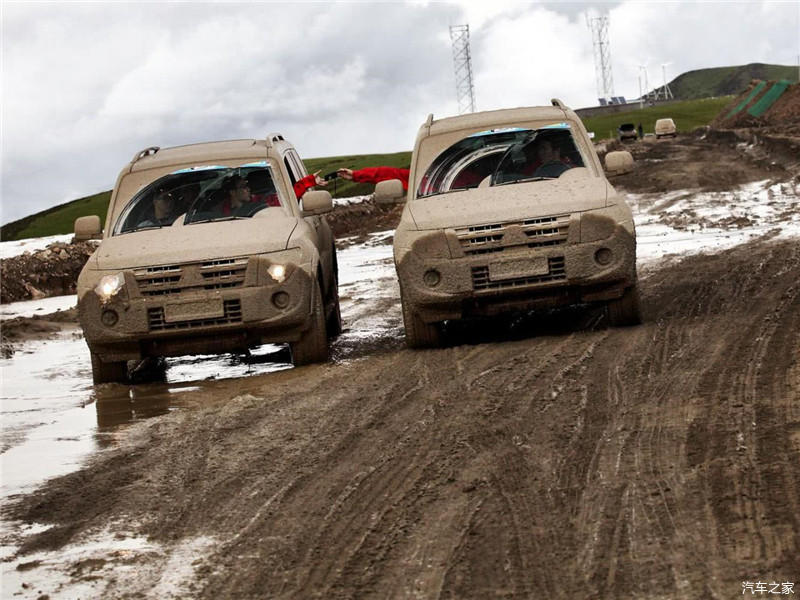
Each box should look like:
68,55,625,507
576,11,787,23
1,1,798,225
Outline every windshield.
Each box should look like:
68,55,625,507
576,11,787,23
417,124,585,198
114,163,283,235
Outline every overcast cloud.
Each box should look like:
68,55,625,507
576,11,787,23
2,1,798,225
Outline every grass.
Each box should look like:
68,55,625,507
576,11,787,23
581,96,735,141
2,190,112,242
670,63,798,99
0,96,736,241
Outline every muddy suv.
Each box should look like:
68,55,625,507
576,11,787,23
379,100,640,348
655,118,677,138
617,123,638,142
75,135,340,383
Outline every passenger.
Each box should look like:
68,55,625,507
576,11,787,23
337,166,410,190
139,187,178,227
521,135,572,178
293,171,328,198
220,175,256,216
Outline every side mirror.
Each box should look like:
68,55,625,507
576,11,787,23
604,150,634,176
74,215,102,241
374,179,406,204
301,190,333,216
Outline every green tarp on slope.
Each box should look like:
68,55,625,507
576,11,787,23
747,80,792,117
727,81,767,118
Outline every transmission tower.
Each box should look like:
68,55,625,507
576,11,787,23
449,24,476,114
587,15,615,103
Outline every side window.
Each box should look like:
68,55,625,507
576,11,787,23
283,156,298,186
289,151,308,179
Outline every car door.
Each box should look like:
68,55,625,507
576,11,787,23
283,150,335,294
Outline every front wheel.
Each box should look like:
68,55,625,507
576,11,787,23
290,280,329,366
326,275,342,339
607,284,642,326
90,352,128,384
400,292,442,349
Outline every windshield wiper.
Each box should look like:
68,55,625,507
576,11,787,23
494,176,556,186
188,216,248,224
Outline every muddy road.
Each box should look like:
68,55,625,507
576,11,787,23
2,133,799,599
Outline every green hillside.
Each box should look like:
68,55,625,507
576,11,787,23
667,63,797,100
581,96,733,141
1,190,112,242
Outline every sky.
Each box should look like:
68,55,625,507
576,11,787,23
2,0,799,226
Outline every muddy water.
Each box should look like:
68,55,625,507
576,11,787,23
0,233,398,503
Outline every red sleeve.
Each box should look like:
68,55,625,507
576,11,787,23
352,167,410,190
293,174,317,199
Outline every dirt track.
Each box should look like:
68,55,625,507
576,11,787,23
4,134,800,599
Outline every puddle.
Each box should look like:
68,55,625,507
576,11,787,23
0,521,216,599
0,232,398,502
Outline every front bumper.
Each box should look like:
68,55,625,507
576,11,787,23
397,223,636,323
79,261,315,362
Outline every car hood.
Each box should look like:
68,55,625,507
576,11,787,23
407,174,610,230
91,216,298,270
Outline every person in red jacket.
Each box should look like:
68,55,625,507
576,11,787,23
293,171,328,198
337,167,410,191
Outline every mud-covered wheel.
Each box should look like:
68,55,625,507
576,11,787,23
90,352,128,384
607,284,642,326
326,276,342,339
401,293,442,349
290,280,329,366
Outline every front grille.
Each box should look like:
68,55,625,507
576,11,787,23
455,214,570,256
471,257,566,291
134,258,249,296
147,299,243,331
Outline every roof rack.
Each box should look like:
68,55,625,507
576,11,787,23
131,146,159,164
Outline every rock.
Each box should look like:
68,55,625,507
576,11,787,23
23,282,46,300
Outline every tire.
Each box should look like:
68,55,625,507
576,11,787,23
400,292,442,349
326,275,343,339
290,279,329,366
90,352,128,384
607,284,643,327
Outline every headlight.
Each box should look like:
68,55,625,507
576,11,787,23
95,273,125,302
410,230,451,259
268,264,287,283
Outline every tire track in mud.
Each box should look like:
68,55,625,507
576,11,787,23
7,239,800,600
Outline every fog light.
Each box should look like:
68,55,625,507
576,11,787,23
101,309,119,327
595,248,613,265
423,269,441,287
272,291,290,309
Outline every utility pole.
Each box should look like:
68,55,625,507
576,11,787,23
449,24,476,114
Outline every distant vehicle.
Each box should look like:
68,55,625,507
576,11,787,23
617,123,638,142
655,118,677,138
74,136,341,383
376,99,641,348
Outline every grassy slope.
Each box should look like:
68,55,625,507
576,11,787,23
0,96,735,241
669,63,798,100
581,96,733,141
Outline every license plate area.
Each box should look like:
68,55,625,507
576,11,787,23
164,297,224,322
488,256,549,281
